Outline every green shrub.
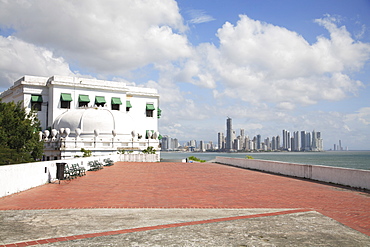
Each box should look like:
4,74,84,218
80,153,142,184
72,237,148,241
188,156,206,163
81,148,92,157
142,146,156,154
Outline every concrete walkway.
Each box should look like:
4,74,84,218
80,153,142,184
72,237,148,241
0,162,369,246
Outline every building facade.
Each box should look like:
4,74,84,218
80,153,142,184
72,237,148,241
0,75,161,160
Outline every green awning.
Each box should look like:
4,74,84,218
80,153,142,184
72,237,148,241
126,101,132,108
78,95,90,103
60,93,73,102
31,95,43,102
157,107,162,118
146,104,155,110
111,97,122,105
95,96,106,104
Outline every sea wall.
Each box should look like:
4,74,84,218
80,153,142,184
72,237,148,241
0,153,159,198
215,157,370,190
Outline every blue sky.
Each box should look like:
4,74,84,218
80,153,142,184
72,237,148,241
0,0,370,150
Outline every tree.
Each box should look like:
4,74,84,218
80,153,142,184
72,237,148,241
0,100,43,165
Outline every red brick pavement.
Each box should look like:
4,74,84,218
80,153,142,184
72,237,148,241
0,162,369,235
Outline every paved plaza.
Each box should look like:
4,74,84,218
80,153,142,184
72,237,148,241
0,162,369,246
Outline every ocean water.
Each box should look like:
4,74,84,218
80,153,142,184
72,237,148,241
160,151,370,171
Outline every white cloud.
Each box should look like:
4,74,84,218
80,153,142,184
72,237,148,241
175,14,370,108
0,36,74,89
0,0,191,81
187,9,215,24
346,107,370,125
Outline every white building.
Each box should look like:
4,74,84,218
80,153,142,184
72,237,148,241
0,75,161,160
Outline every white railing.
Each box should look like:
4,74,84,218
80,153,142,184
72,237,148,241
215,157,370,190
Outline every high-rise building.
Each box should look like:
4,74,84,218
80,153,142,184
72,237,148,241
239,129,245,150
276,135,281,150
233,138,240,150
208,141,214,150
249,139,254,150
257,134,261,150
218,132,225,151
226,117,233,151
311,130,318,151
282,129,290,150
292,131,300,151
240,129,245,137
172,138,179,150
300,131,306,151
161,135,169,151
265,137,271,151
199,140,205,152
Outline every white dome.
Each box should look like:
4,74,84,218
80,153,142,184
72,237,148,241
53,108,134,136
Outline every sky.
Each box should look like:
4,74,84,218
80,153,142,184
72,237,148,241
0,0,370,150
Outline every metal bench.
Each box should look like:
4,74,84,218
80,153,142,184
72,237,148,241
64,164,78,179
88,160,104,171
103,158,114,166
72,163,86,176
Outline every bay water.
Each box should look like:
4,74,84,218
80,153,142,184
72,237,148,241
160,151,370,171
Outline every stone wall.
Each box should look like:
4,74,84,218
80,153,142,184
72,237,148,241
215,157,370,190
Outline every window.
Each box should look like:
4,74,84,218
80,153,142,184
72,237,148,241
146,103,155,117
78,94,90,107
126,100,132,112
60,93,72,109
31,95,43,111
95,96,106,107
111,97,122,111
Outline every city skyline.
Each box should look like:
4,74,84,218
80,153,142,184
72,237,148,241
219,117,324,152
161,117,330,152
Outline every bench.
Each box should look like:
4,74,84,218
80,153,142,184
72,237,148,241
88,160,104,171
64,164,78,179
103,158,114,166
72,163,86,176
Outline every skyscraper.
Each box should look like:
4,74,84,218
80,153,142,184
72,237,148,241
300,131,306,151
271,136,276,150
199,140,205,152
218,132,225,151
311,130,318,151
292,131,300,151
282,129,290,150
257,134,261,150
226,117,233,151
276,135,281,150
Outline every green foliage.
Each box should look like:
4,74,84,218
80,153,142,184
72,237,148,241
246,155,254,159
81,148,92,157
0,100,43,165
188,156,206,163
117,150,134,154
142,146,156,154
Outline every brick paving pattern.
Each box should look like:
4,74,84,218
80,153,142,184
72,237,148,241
1,162,369,237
